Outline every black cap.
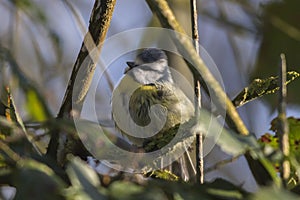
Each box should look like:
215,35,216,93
136,48,167,63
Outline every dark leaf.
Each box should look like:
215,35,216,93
233,71,300,107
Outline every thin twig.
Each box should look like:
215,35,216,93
190,0,203,184
197,81,204,184
195,81,204,184
190,0,204,184
205,155,241,173
278,53,290,187
191,0,200,54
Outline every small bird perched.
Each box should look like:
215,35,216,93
112,48,195,179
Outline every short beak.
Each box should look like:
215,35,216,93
126,61,136,68
124,61,136,74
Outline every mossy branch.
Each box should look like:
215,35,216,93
58,0,116,118
47,0,116,161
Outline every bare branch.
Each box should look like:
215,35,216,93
278,53,290,187
190,0,203,184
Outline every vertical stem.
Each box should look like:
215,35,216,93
278,53,290,187
195,81,204,184
190,0,200,53
190,0,203,184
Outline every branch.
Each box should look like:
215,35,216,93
46,0,116,161
58,0,116,118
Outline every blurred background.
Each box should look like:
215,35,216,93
0,0,299,192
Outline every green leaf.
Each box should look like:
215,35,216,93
204,110,279,186
12,159,65,200
109,179,218,200
0,47,51,121
0,87,23,134
0,116,16,139
5,87,26,131
2,87,42,156
145,170,179,181
250,186,299,200
259,117,300,187
213,118,280,186
217,127,258,156
108,181,143,200
264,117,300,159
0,87,8,120
25,89,48,121
146,178,248,200
233,71,300,107
199,109,258,156
65,156,106,200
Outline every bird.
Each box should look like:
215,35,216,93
111,48,196,180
